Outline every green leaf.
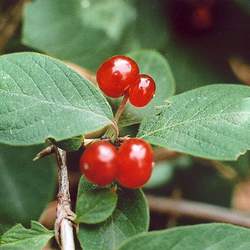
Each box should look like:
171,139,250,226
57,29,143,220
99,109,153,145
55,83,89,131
138,84,250,161
0,144,56,226
0,225,11,236
119,50,175,127
164,40,237,94
22,0,136,70
225,151,250,179
144,160,174,189
0,221,53,250
77,189,149,250
0,52,113,145
121,0,169,52
76,177,118,224
118,223,250,250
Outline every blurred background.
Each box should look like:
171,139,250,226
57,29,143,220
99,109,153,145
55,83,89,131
1,0,250,237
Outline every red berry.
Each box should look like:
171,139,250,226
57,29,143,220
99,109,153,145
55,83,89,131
116,138,153,189
191,6,212,31
96,55,140,98
80,141,117,186
129,74,156,107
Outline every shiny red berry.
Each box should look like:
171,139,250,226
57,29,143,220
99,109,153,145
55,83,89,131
191,6,212,31
96,55,140,98
129,74,156,107
80,141,117,186
116,138,153,189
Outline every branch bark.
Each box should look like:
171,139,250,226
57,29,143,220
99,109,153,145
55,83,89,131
0,0,27,52
54,147,75,250
33,145,54,161
147,195,250,228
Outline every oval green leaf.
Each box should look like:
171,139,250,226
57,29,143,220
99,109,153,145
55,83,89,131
0,144,56,226
0,145,56,224
0,221,54,250
120,0,169,52
77,188,149,250
0,52,113,145
138,84,250,160
22,0,136,70
76,177,118,224
118,223,250,250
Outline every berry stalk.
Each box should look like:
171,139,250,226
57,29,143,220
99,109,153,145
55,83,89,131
104,93,129,141
114,92,129,123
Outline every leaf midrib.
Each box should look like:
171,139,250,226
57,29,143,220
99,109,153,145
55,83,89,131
0,89,112,123
140,111,250,139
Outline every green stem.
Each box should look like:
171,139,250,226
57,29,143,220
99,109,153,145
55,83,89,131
104,93,129,141
114,93,129,123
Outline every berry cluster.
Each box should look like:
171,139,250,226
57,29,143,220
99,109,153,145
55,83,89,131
80,138,153,189
96,55,156,107
79,56,155,189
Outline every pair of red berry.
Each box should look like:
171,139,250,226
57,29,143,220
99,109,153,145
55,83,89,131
79,138,153,189
96,55,156,107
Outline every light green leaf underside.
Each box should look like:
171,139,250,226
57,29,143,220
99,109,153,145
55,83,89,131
118,223,250,250
76,177,117,224
0,52,113,145
138,84,250,160
77,189,149,250
0,221,54,250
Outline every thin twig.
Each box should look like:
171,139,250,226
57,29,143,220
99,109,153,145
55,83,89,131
194,158,238,180
54,147,76,250
229,57,250,85
153,147,180,162
210,160,238,180
0,0,27,52
103,94,129,141
147,195,250,228
33,145,54,161
114,93,129,123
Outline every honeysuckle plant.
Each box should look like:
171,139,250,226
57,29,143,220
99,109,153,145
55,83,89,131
1,0,250,250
